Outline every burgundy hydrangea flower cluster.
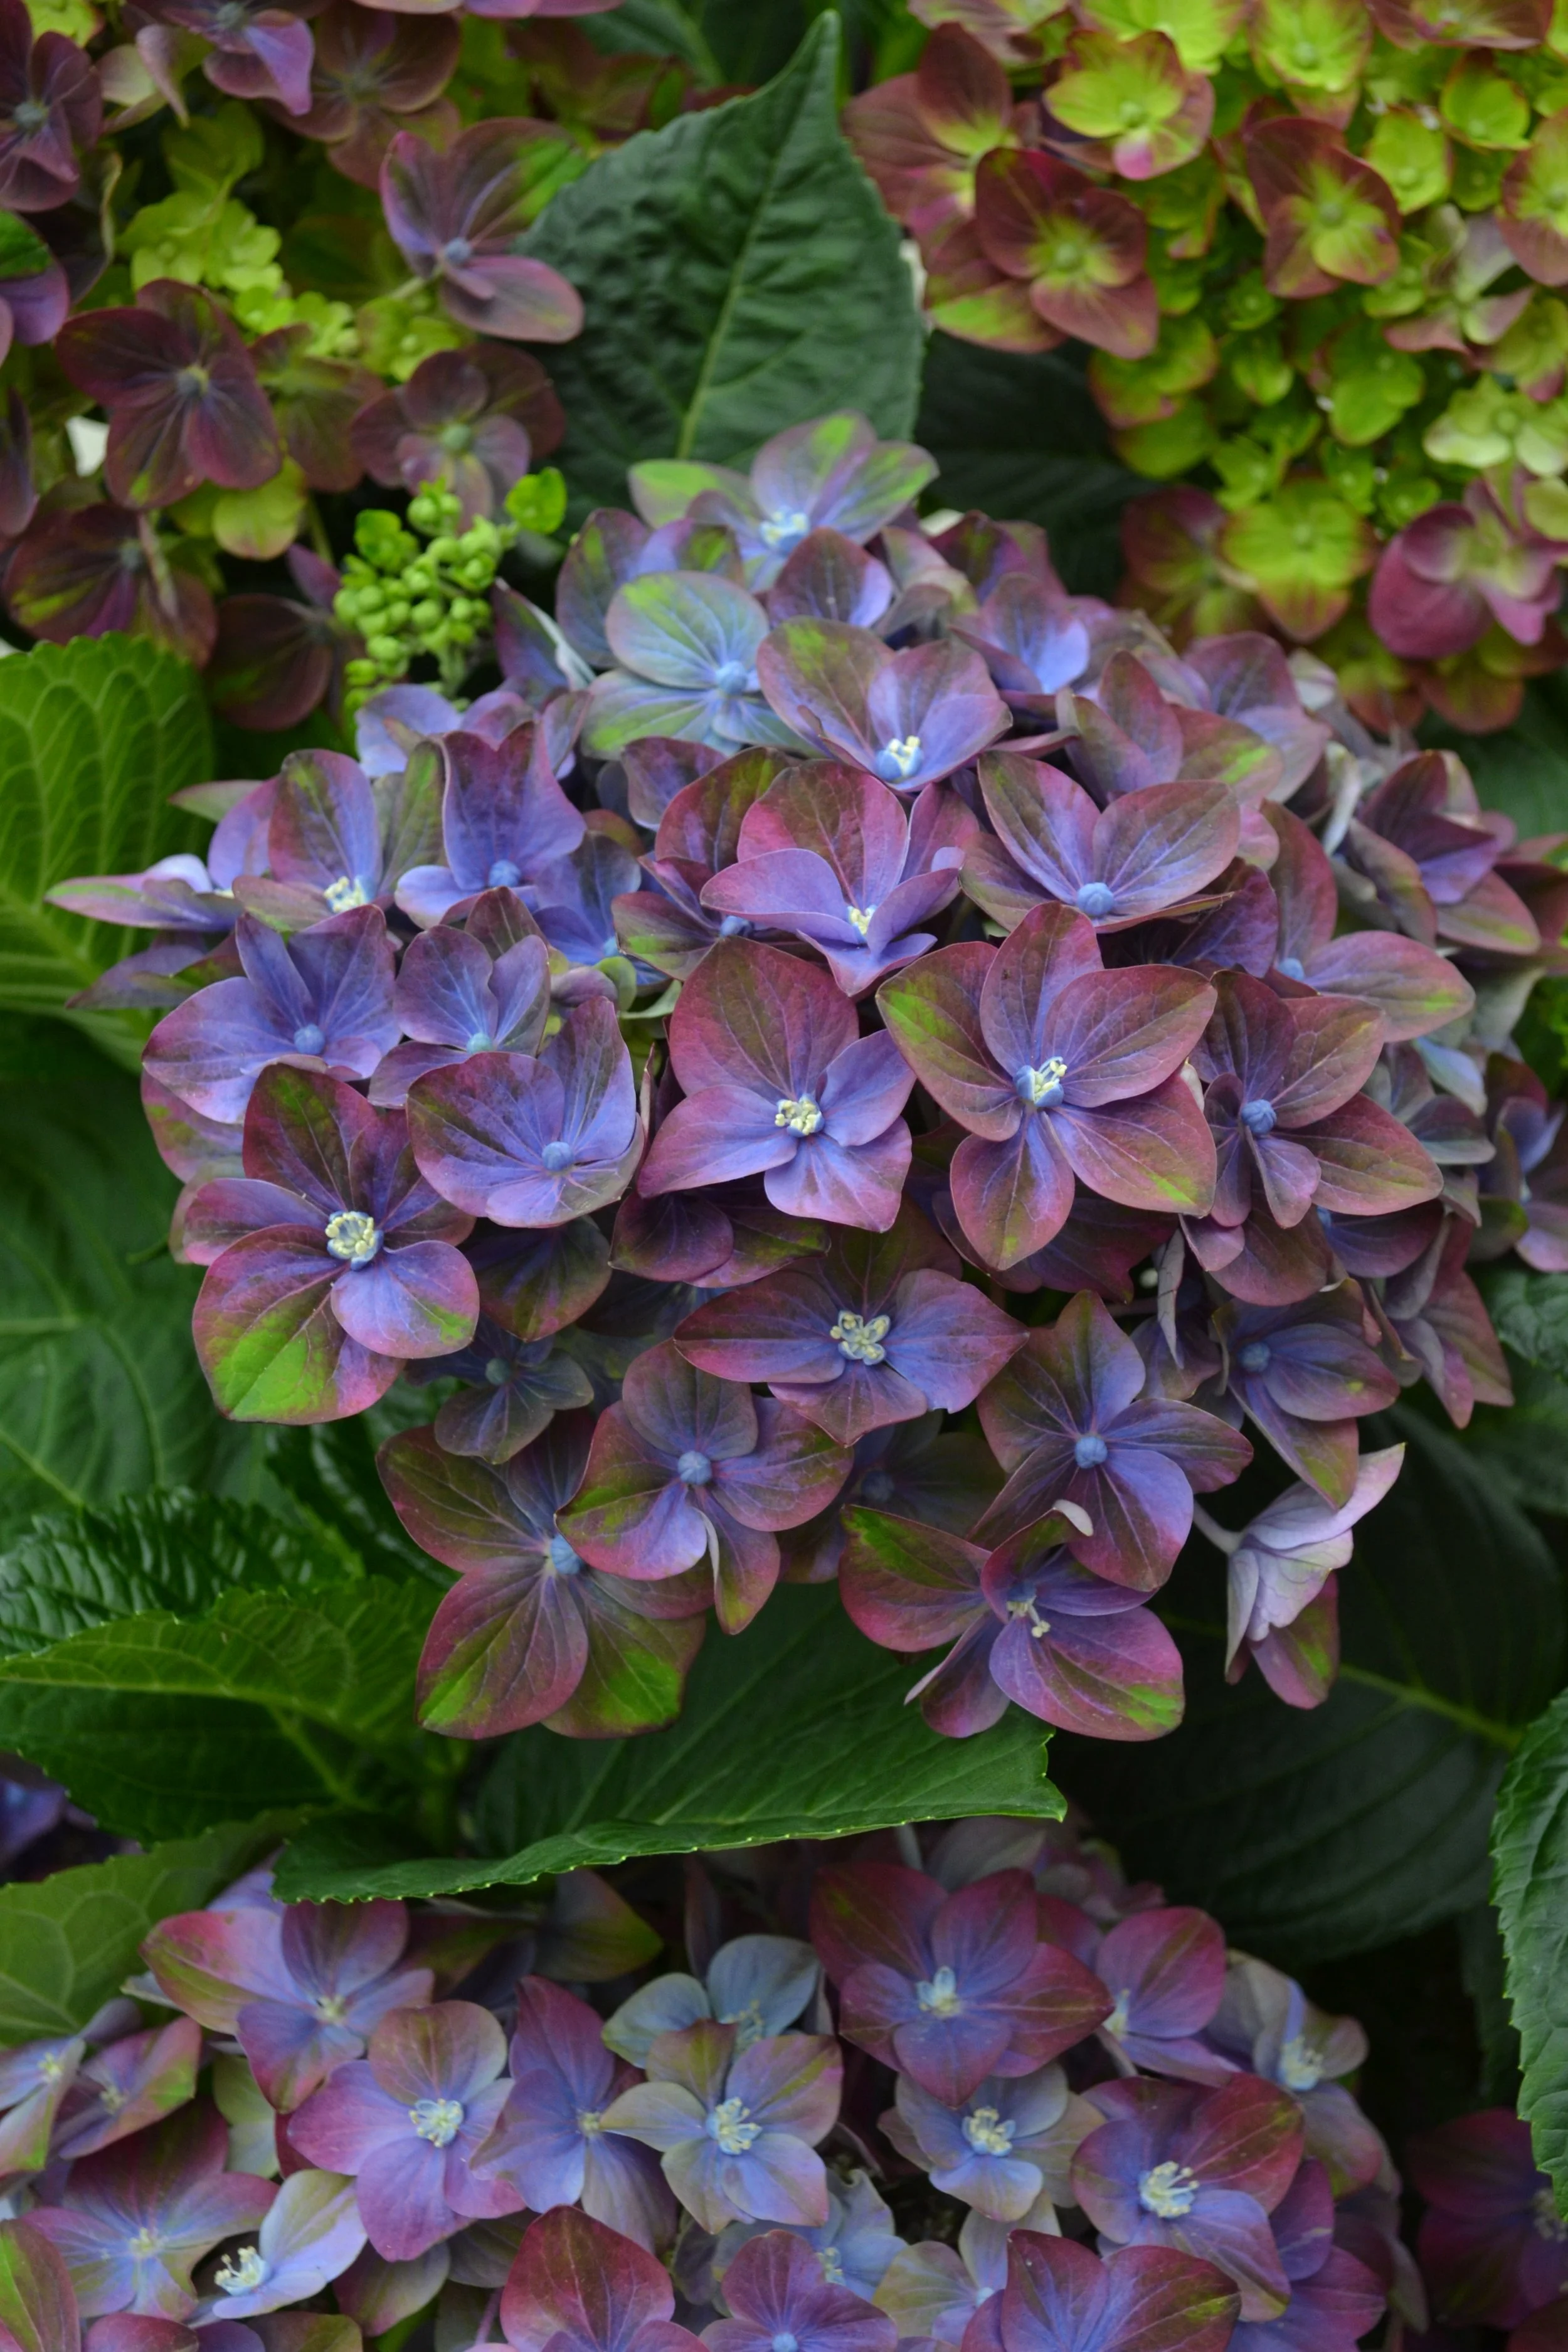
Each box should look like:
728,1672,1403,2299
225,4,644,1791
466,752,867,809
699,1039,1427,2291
0,0,731,718
0,1813,1413,2352
844,5,1568,733
53,411,1564,1744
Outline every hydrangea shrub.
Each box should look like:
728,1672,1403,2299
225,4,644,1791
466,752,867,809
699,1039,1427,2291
8,0,1568,2331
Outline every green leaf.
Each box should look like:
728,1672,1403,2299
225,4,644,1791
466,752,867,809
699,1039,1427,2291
1495,1690,1568,2198
0,1496,432,1842
521,15,921,519
1056,1414,1564,1966
914,335,1142,598
0,1489,363,1654
164,102,265,200
1483,1266,1568,1379
0,635,210,1055
273,1582,1066,1900
1460,1271,1568,1512
268,1403,453,1589
0,1817,280,2044
1428,672,1568,838
578,0,721,73
0,209,51,280
0,1041,247,1543
1464,1359,1568,1515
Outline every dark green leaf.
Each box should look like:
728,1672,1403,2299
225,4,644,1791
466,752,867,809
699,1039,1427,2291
1056,1414,1564,1966
273,1582,1065,1900
0,1049,248,1542
1427,674,1568,840
522,16,921,519
0,1512,432,1843
1463,1357,1568,1515
1494,1688,1568,2200
1457,1903,1522,2107
915,335,1142,599
0,1489,363,1653
267,1407,451,1588
0,1817,283,2043
578,0,721,72
0,635,209,1055
1483,1268,1568,1381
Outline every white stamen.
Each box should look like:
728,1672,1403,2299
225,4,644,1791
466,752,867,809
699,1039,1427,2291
409,2095,464,2146
760,508,811,550
877,734,923,781
324,1209,381,1267
1007,1596,1052,1641
830,1310,890,1365
963,2105,1017,2158
216,2246,271,2294
1278,2034,1324,2092
916,1964,961,2016
707,2095,761,2153
1139,2160,1199,2218
1018,1056,1068,1109
719,1997,768,2050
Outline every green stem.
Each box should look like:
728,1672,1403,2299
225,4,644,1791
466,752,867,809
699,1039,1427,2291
303,494,332,565
1160,1610,1525,1751
267,1712,383,1811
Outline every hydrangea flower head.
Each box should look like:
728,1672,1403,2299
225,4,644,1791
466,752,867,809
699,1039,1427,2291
601,2020,841,2237
1408,2107,1568,2328
289,1999,522,2261
1071,2075,1305,2319
142,1887,433,2114
629,413,936,590
603,1936,821,2067
472,1976,674,2252
701,2228,898,2352
809,1862,1110,2106
30,2102,274,2318
500,2205,703,2352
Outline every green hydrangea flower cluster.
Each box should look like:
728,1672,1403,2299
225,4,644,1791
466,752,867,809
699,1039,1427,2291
847,0,1568,734
336,470,566,709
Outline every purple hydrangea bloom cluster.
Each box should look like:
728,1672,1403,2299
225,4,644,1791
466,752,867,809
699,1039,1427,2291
0,1814,1403,2352
1406,2106,1568,2341
51,420,1552,1748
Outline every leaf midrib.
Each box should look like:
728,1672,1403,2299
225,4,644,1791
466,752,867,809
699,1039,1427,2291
674,38,818,460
